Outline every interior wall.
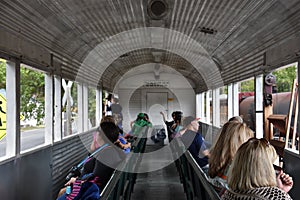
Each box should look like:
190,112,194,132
116,72,196,133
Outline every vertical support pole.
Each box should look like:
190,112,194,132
77,83,84,133
206,91,211,124
263,74,274,140
96,88,101,126
83,84,89,131
233,82,239,116
45,73,53,144
297,61,300,151
255,74,264,139
6,60,20,156
227,83,233,119
54,76,62,141
200,93,205,120
212,88,220,127
196,94,202,119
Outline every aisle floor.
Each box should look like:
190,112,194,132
130,143,187,200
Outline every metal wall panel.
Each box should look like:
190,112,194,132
51,131,93,199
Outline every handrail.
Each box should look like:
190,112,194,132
100,128,148,199
184,151,221,200
172,137,221,200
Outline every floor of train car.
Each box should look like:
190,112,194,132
131,139,187,200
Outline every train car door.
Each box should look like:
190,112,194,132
146,92,168,126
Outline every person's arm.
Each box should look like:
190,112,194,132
276,171,293,193
104,100,107,114
130,120,134,128
160,111,167,122
65,177,77,186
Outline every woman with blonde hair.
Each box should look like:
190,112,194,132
208,121,254,191
222,138,293,199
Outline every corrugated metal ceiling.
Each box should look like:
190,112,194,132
0,0,300,93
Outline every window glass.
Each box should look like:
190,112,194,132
88,87,96,128
0,59,7,158
62,79,78,136
220,86,228,126
20,64,45,153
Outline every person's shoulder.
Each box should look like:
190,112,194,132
247,187,293,200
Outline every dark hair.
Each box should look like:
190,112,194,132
174,111,183,123
106,93,113,101
143,113,149,121
99,121,119,143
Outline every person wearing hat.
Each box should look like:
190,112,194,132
179,116,210,170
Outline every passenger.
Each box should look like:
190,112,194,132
222,137,293,200
128,113,152,138
178,116,209,170
104,93,113,116
111,97,123,129
91,116,131,154
228,115,243,123
112,114,131,154
160,111,183,141
58,121,125,199
208,120,253,194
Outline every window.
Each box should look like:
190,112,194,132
20,64,45,153
0,59,7,158
62,79,79,136
88,87,96,128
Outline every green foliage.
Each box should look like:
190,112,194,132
88,88,96,127
240,79,254,92
273,65,296,92
0,60,5,89
20,66,45,125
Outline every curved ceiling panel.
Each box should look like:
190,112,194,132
0,0,300,92
101,48,207,93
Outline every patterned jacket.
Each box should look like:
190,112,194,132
222,186,293,200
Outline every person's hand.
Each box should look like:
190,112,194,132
276,171,293,193
65,177,77,186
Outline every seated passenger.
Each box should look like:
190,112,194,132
222,138,293,200
178,116,209,170
92,116,131,154
208,120,253,193
160,111,183,141
128,113,152,138
58,122,125,199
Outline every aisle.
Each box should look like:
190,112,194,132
130,144,187,200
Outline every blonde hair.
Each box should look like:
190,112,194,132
227,138,278,192
208,122,254,178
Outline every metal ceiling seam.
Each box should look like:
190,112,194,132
186,0,205,39
201,0,222,28
211,0,270,56
217,6,298,59
221,53,264,74
177,0,189,32
210,0,237,29
221,22,300,69
222,59,264,82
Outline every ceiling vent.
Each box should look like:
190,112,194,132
148,0,168,20
199,27,217,35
